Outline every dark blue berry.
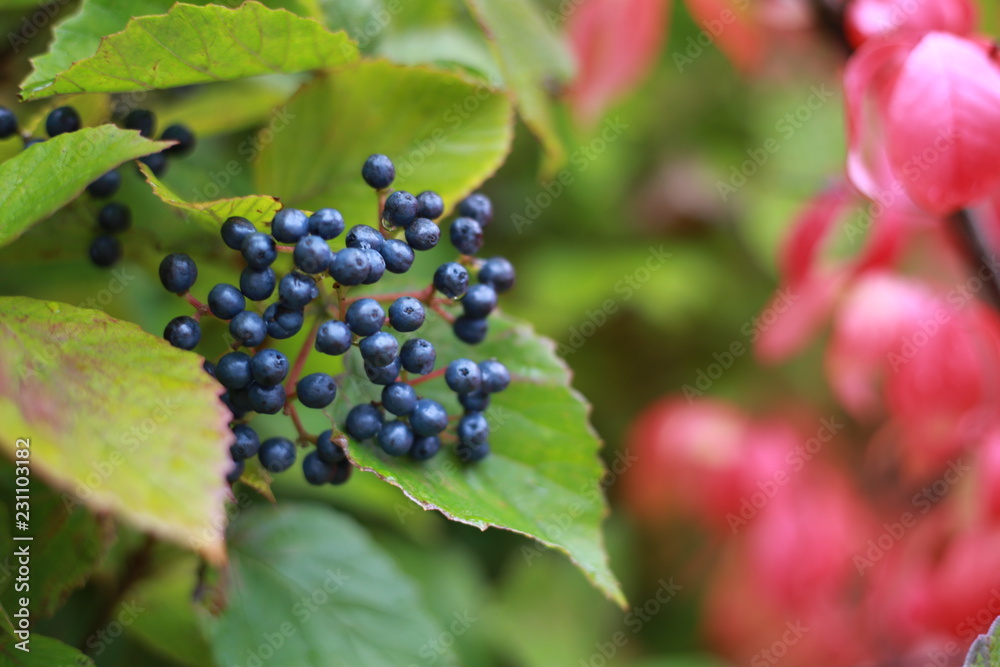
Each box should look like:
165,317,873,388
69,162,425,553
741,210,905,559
222,217,256,250
250,348,288,386
226,459,245,484
139,151,168,176
240,267,276,301
208,283,245,320
222,389,251,419
380,239,414,274
458,192,493,227
454,316,488,344
329,248,371,286
293,235,332,274
161,123,196,156
263,303,304,339
271,208,310,243
378,420,414,456
434,262,469,299
346,225,384,251
479,257,515,292
87,170,121,198
450,217,484,255
446,358,482,394
309,208,345,240
400,338,436,374
345,298,385,336
404,218,440,251
297,372,337,409
159,253,198,294
459,390,490,412
22,137,44,150
316,430,346,464
360,332,399,367
345,404,384,440
410,398,448,436
315,320,353,355
364,357,401,385
89,235,122,267
203,359,216,378
216,351,253,390
241,232,277,269
248,382,286,414
278,271,317,309
388,296,424,332
383,191,418,228
302,451,336,485
416,191,444,219
124,109,156,137
457,441,490,463
331,460,353,485
362,249,385,285
98,202,131,233
229,311,267,347
164,316,200,350
258,437,297,472
0,107,18,139
409,436,441,461
230,424,260,461
46,106,80,137
458,411,489,446
461,284,497,319
382,382,417,416
479,360,510,393
362,154,395,189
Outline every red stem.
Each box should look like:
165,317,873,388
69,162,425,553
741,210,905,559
285,316,321,395
343,284,434,306
284,402,315,443
408,367,446,386
430,301,456,323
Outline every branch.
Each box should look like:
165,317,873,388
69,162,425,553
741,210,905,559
952,209,1000,310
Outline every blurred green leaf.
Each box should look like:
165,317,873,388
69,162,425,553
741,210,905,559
206,503,457,667
376,25,502,81
463,0,574,174
0,297,232,563
0,126,169,249
21,2,359,100
156,76,302,138
965,617,1000,667
121,556,214,667
0,633,94,666
139,163,282,233
0,470,111,621
339,311,625,607
253,60,514,223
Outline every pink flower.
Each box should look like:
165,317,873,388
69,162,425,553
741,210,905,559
845,0,975,47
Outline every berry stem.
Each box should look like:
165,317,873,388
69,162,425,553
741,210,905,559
430,301,456,324
407,367,446,386
377,189,389,238
284,402,315,444
285,315,322,395
343,284,434,306
275,244,295,253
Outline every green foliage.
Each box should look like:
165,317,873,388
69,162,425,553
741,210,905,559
0,126,169,248
0,632,94,666
253,60,514,222
21,2,359,100
965,617,1000,667
205,503,457,667
340,311,625,606
0,297,232,562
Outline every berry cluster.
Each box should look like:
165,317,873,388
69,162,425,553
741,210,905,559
0,104,195,267
158,154,516,486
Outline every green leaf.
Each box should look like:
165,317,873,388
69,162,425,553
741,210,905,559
0,297,232,563
254,61,514,223
0,125,170,249
463,0,574,174
156,76,302,138
205,503,457,667
0,632,94,666
139,164,282,232
965,616,1000,667
0,468,112,620
21,2,360,100
339,311,625,606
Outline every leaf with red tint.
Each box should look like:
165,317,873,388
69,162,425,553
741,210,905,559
886,32,1000,215
780,184,853,287
845,0,976,48
565,0,669,125
683,0,764,71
